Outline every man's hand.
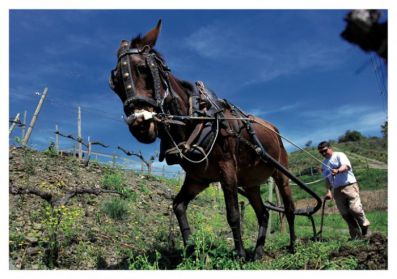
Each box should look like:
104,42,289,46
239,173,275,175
324,190,333,200
331,168,339,176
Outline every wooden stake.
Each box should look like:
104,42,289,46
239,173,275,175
9,112,20,136
267,178,273,237
84,136,91,167
55,125,59,152
77,106,82,159
21,110,27,138
22,87,48,145
274,184,285,233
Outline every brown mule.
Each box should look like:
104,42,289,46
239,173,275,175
109,20,297,259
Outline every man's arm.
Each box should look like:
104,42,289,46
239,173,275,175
325,179,333,200
331,164,350,175
331,152,352,175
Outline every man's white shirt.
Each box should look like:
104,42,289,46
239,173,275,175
322,151,357,188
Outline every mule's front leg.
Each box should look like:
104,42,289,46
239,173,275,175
220,163,246,259
172,176,208,253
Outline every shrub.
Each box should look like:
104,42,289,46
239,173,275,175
101,197,129,220
338,130,364,143
102,173,124,190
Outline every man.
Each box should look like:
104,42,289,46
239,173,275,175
318,141,371,239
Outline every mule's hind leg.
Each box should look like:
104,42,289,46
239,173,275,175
244,185,269,260
272,170,296,253
173,175,209,252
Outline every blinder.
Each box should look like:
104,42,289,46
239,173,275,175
109,68,117,90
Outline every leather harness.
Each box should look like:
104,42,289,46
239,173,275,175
109,41,238,162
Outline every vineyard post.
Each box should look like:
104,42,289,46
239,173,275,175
267,178,273,237
22,87,48,146
112,153,116,167
55,125,59,152
77,106,82,159
84,136,92,167
9,112,20,136
274,185,285,232
148,162,152,175
21,110,27,138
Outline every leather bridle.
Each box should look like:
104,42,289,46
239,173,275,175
109,42,172,114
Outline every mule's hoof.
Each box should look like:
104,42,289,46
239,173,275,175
234,249,247,261
185,244,196,257
253,251,264,261
251,246,264,261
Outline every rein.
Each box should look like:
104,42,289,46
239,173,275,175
156,113,333,172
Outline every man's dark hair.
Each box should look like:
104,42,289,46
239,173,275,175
317,141,330,150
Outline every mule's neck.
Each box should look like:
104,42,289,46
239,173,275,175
166,74,194,115
158,74,195,145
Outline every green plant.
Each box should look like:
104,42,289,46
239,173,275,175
323,256,358,269
102,173,124,190
138,181,150,194
39,204,83,268
43,144,58,158
128,252,161,270
101,197,129,221
21,148,36,175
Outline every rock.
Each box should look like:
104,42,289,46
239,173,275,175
26,247,41,256
32,223,42,230
25,235,38,244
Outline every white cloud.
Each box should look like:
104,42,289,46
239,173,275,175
183,22,349,86
248,103,301,117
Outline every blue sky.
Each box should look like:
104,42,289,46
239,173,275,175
9,10,388,170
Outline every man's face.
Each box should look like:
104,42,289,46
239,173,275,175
318,146,332,158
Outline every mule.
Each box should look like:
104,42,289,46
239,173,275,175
109,20,296,260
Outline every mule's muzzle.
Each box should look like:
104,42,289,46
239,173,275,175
125,109,158,144
123,109,157,125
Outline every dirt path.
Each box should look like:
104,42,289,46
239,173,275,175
296,189,387,214
345,151,388,170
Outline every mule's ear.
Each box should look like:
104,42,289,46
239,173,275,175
141,19,162,48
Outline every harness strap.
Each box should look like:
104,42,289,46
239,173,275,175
184,121,205,150
119,48,137,101
146,53,163,109
124,96,158,109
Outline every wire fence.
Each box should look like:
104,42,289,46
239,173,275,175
11,86,385,184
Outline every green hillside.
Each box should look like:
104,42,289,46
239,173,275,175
9,147,387,270
288,137,387,175
286,136,387,200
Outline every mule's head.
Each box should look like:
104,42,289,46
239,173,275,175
341,10,382,52
109,20,163,143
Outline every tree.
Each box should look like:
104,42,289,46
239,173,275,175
305,140,312,148
117,146,158,174
338,130,364,143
